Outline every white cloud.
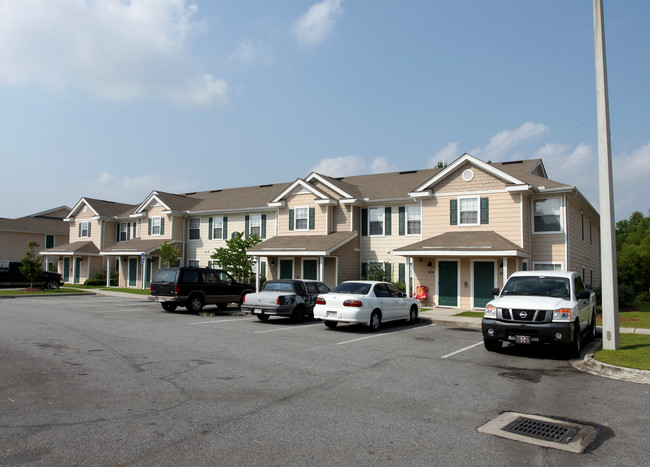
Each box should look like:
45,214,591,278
312,155,394,177
96,172,114,185
228,39,269,66
613,141,650,183
0,0,227,107
428,142,459,167
476,122,549,160
292,0,343,48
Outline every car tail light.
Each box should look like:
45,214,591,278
343,299,363,307
174,284,180,295
315,297,326,305
242,294,247,303
149,284,152,292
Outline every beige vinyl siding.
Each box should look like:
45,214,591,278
278,194,327,235
521,194,532,253
104,221,118,247
142,206,173,240
332,204,352,233
420,192,522,246
566,201,601,288
530,233,566,267
0,231,68,261
331,236,360,286
310,180,344,199
72,209,101,245
434,163,508,194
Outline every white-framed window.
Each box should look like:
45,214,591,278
406,205,421,235
212,217,223,240
532,262,563,271
189,218,201,240
80,221,90,238
533,197,562,233
459,197,479,225
151,217,162,236
119,223,129,242
369,207,384,236
188,259,199,268
294,207,309,231
249,214,261,237
521,260,529,271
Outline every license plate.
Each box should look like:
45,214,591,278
515,335,531,344
326,311,337,318
254,308,262,313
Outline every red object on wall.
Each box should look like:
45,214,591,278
415,285,428,299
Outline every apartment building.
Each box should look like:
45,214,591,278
45,153,600,309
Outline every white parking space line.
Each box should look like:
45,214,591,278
254,324,322,334
189,318,256,325
336,323,435,345
440,341,483,359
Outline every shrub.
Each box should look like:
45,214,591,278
618,283,636,307
634,291,650,304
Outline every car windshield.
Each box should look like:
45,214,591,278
502,276,570,299
152,269,178,283
263,282,295,292
331,282,372,295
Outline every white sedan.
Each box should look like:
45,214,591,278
313,280,420,331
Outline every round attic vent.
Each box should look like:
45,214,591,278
462,169,474,182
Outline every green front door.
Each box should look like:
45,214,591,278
473,261,494,308
129,258,138,287
303,260,317,280
438,261,458,307
145,258,152,288
74,258,81,284
279,259,293,279
63,257,70,282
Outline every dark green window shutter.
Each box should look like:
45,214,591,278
361,262,367,279
223,217,228,239
399,207,405,236
160,218,164,235
88,223,91,237
126,224,130,240
450,199,458,225
245,215,250,237
261,214,267,238
288,210,294,231
261,261,266,278
384,263,391,281
132,223,136,238
309,208,315,230
148,218,152,235
78,223,82,237
480,197,489,224
116,224,120,241
399,263,405,284
208,217,213,240
385,207,392,236
361,209,368,236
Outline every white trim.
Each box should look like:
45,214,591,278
435,258,460,309
188,217,201,241
293,206,310,231
271,179,329,203
457,196,480,227
134,192,172,214
470,259,497,310
532,261,565,271
394,249,521,257
66,198,100,219
413,153,524,192
368,206,385,237
532,196,564,234
305,172,355,199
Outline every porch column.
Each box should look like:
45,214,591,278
319,256,325,282
141,255,146,290
255,256,260,292
502,257,509,283
106,257,111,287
405,257,412,298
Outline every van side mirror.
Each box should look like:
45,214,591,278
491,287,500,296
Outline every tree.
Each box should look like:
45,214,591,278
363,262,392,281
20,241,44,289
616,210,650,303
159,241,182,267
211,233,262,282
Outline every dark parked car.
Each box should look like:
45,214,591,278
149,267,254,313
0,261,64,289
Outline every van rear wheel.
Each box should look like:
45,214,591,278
187,296,204,313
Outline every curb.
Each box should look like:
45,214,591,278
0,292,96,299
572,353,650,385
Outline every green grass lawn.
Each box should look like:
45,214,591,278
454,311,484,318
593,334,650,371
98,287,151,295
0,288,91,295
598,301,650,329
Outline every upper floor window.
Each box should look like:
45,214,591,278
45,235,55,249
150,217,163,236
406,205,421,235
295,207,309,231
119,223,129,242
533,197,562,233
211,217,224,240
369,207,384,236
459,197,479,225
189,218,201,240
249,214,261,237
79,221,90,238
188,259,199,268
533,262,563,271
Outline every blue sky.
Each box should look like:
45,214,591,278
1,0,648,221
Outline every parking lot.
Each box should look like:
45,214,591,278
1,295,648,466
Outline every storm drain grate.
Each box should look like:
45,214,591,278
502,417,578,444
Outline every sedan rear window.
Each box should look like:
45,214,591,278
263,282,295,292
331,282,372,295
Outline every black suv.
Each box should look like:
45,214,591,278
149,267,254,313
